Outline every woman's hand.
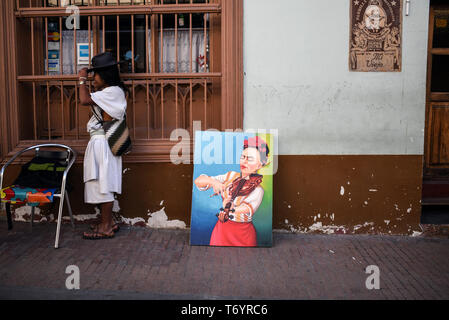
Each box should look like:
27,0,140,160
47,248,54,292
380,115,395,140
218,195,234,222
78,67,95,106
211,180,225,196
222,194,233,208
78,67,88,79
218,210,228,222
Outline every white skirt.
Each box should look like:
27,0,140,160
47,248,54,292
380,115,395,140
84,134,122,204
85,180,115,203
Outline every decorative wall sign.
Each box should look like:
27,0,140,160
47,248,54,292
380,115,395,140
190,131,274,247
349,0,402,72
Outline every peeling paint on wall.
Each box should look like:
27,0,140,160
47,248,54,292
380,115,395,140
8,198,187,230
308,222,347,234
62,213,100,222
11,205,100,224
112,199,186,229
14,206,42,222
121,216,146,226
280,218,424,237
112,199,121,213
147,207,186,229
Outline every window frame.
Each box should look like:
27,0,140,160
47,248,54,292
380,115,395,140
0,0,243,163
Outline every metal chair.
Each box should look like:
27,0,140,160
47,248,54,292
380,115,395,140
0,144,77,249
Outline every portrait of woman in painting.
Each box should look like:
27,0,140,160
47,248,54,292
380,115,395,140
194,136,270,247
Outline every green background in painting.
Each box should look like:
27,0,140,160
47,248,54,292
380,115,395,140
251,133,273,247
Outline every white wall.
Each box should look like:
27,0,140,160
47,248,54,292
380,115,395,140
243,0,429,155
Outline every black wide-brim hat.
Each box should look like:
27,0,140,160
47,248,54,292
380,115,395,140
87,52,122,73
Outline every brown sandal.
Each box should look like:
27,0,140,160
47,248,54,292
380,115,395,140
90,223,120,233
82,230,115,240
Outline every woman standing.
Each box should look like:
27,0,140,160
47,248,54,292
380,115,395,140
194,136,269,247
78,52,128,240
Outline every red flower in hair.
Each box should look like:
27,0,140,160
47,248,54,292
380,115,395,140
243,136,269,163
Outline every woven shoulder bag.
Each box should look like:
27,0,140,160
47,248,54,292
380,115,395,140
91,105,132,156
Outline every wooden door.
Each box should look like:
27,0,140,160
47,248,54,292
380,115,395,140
424,4,449,178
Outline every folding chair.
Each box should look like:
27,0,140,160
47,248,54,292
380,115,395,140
0,144,77,249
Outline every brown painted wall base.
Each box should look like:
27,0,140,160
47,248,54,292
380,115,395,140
1,155,423,235
272,155,423,235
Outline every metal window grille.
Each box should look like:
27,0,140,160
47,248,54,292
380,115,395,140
15,0,222,148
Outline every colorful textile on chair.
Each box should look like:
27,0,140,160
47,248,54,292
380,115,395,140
1,185,57,207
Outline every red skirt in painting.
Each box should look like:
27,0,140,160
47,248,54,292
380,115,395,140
209,220,257,247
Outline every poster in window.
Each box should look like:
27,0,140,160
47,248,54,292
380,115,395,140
349,0,402,72
190,131,273,247
77,43,93,65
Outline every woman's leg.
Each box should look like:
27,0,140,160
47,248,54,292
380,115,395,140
83,201,114,238
96,201,114,234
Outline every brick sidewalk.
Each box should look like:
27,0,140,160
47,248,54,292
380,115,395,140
0,221,448,300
